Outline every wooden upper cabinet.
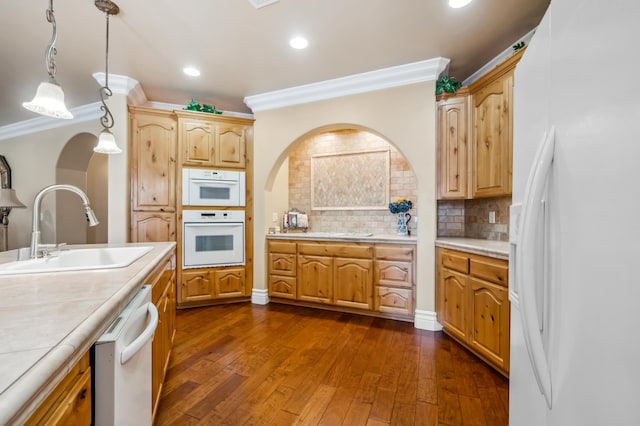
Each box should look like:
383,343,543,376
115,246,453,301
180,118,216,166
176,111,251,169
129,107,177,212
437,90,470,199
470,73,513,198
468,48,524,198
217,124,246,168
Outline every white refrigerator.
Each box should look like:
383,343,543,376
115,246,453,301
509,0,640,425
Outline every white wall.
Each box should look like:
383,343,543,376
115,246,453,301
253,82,438,315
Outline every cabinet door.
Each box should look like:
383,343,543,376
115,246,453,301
217,123,246,168
471,72,513,198
214,268,246,298
130,113,176,211
468,277,510,374
180,269,215,303
131,211,176,242
437,267,468,343
334,258,372,310
438,95,469,199
298,255,333,304
181,119,216,166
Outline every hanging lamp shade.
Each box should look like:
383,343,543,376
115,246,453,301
23,79,73,120
23,1,74,120
93,128,122,154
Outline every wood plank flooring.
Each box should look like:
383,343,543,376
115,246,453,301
155,303,509,426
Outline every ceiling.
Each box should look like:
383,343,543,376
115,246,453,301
0,0,549,128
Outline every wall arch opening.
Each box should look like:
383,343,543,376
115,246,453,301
54,132,108,244
265,124,418,236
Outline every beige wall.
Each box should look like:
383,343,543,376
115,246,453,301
253,81,438,315
0,94,129,249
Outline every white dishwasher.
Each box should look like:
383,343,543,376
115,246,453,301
94,285,158,426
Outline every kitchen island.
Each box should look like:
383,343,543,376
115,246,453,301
0,241,176,425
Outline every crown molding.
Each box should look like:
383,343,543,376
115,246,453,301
244,57,450,112
0,74,145,141
462,27,537,86
0,102,102,141
92,72,147,105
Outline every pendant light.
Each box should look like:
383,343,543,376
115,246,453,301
93,0,122,154
23,0,73,119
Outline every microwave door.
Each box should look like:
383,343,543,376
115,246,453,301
190,180,239,206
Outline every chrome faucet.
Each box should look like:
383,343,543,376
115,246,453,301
29,184,99,259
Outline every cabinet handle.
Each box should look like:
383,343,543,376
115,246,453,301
79,388,88,400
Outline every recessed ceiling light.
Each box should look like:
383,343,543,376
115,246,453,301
289,37,308,50
183,67,201,77
448,0,473,8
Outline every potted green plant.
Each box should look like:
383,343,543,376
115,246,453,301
435,75,462,95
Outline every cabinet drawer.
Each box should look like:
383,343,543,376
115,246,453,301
374,260,413,288
374,245,414,261
269,275,297,299
299,243,372,258
470,258,508,287
375,286,414,316
269,253,297,277
268,241,297,254
441,250,469,274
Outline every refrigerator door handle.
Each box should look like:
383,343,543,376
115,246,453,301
517,126,555,409
120,302,159,365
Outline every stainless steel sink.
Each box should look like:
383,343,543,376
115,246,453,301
0,246,153,275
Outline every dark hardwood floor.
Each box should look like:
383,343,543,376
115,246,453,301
155,303,509,426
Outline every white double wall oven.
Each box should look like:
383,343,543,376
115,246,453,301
182,168,246,269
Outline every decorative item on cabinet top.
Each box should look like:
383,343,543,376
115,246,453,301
183,98,223,114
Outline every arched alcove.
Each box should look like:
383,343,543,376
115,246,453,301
55,133,108,244
265,124,418,235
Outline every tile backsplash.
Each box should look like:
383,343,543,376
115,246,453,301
287,129,417,235
438,196,511,241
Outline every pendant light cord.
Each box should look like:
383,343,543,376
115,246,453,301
44,0,57,80
99,11,114,130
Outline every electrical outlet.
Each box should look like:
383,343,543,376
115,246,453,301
272,212,278,222
488,211,496,224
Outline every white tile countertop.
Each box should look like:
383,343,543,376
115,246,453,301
435,237,509,260
0,241,176,425
266,232,417,244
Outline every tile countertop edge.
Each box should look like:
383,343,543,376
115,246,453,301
266,233,418,244
0,241,176,426
435,237,509,260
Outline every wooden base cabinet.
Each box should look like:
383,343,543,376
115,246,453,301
180,267,247,305
148,251,177,420
436,247,510,376
268,241,297,299
25,352,91,426
268,239,415,321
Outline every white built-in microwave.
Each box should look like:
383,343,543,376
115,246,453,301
182,168,245,207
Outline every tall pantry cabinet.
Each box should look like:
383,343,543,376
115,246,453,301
129,107,177,242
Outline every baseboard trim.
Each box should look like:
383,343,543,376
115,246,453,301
251,288,270,305
414,310,443,331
